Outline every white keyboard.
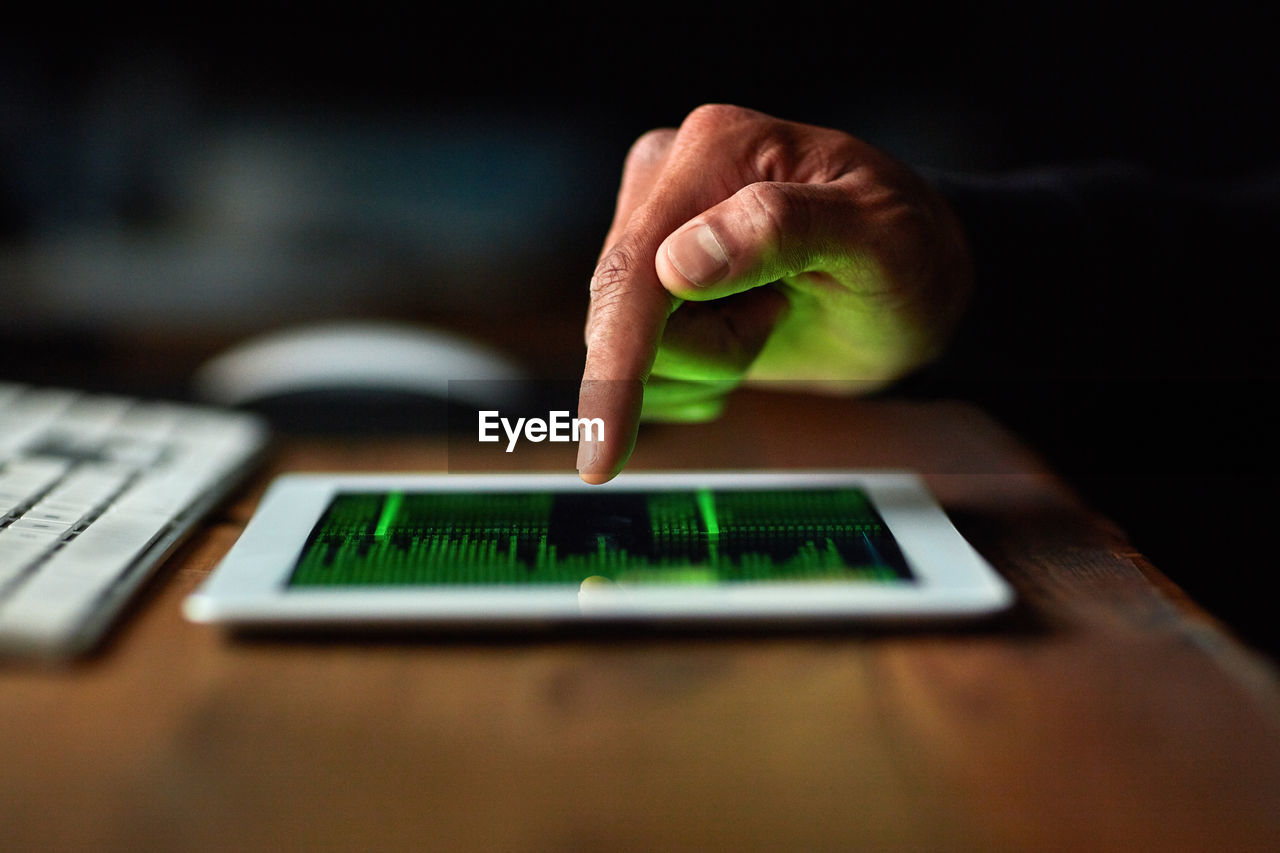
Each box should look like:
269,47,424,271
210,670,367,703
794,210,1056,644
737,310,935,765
0,382,269,659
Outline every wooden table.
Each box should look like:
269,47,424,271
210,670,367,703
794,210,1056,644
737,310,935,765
4,391,1279,852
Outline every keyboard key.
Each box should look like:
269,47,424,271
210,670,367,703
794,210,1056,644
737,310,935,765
0,538,50,585
9,517,75,537
0,571,98,645
41,511,169,582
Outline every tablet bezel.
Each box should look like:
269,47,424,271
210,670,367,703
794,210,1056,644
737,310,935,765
183,470,1014,629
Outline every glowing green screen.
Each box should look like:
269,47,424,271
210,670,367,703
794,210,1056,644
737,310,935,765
289,488,913,587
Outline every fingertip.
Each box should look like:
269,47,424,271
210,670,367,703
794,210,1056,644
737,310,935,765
576,435,627,484
575,377,643,485
577,468,618,486
576,445,623,485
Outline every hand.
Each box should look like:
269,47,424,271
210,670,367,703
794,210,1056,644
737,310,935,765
576,104,973,484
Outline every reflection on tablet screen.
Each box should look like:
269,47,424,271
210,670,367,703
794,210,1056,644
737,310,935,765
288,488,914,587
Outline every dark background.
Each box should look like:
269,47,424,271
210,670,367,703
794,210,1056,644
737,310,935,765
2,7,1275,653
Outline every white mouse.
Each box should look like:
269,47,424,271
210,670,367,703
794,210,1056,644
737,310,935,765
192,320,529,414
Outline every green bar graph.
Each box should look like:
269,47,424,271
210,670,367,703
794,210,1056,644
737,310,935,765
289,487,913,587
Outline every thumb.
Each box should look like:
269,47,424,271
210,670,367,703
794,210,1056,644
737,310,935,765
655,180,852,300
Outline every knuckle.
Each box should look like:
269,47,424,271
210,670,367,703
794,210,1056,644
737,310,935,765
741,181,803,244
625,128,675,169
739,180,816,270
751,125,848,182
749,125,805,179
680,103,757,136
751,138,791,179
589,246,639,302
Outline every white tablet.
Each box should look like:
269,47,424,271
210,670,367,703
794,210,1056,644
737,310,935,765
183,470,1013,632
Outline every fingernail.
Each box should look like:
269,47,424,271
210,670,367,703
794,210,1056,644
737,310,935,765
667,224,729,286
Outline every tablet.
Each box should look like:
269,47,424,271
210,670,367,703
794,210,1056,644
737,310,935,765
183,470,1013,632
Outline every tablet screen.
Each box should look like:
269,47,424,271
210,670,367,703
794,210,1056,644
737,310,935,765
288,487,915,587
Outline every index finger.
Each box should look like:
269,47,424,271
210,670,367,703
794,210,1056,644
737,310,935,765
576,116,752,483
575,225,678,484
575,131,681,484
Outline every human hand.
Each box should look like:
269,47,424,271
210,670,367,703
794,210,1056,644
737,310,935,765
576,104,973,484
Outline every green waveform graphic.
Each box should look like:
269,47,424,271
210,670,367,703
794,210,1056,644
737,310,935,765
289,488,912,587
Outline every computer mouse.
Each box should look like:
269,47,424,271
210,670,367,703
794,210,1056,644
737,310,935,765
191,320,534,434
